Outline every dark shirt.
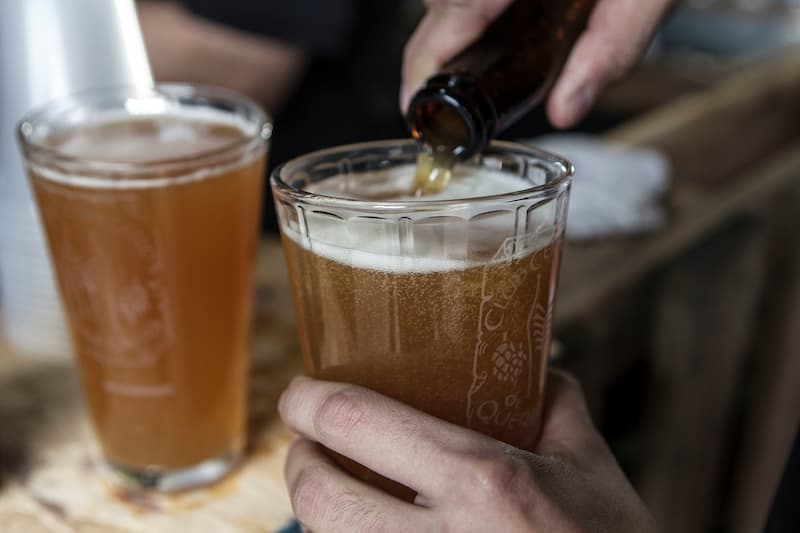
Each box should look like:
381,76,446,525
185,0,412,229
765,428,800,532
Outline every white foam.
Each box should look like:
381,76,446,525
307,165,530,202
52,108,255,163
286,167,550,273
289,227,470,273
30,107,262,190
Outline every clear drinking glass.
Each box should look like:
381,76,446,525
17,84,271,491
271,140,572,496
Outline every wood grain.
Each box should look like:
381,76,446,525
729,186,800,533
640,217,768,533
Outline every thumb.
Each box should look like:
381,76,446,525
535,369,600,459
400,0,513,112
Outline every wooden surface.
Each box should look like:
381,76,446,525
557,48,800,531
730,186,800,533
0,244,302,532
642,216,769,533
558,49,800,324
2,48,800,532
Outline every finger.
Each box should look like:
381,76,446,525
535,369,598,457
279,377,498,498
285,437,432,532
535,369,621,474
547,0,674,128
400,0,513,111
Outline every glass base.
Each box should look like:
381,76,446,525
108,447,241,492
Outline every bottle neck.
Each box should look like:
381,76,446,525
406,73,498,161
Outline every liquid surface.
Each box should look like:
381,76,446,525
32,116,266,470
49,113,250,164
309,163,530,204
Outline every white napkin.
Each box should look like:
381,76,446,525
528,134,671,241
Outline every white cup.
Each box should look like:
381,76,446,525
0,0,153,358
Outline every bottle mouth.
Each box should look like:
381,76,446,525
406,73,496,161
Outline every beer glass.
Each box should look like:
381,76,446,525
272,140,572,488
17,84,271,491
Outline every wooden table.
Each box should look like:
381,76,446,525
3,48,800,532
0,244,302,532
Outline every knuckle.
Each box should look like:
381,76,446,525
277,387,297,420
427,0,503,18
314,386,369,442
327,490,383,531
353,508,393,533
610,47,639,77
597,41,639,81
457,450,533,505
553,370,591,413
426,0,472,8
292,464,393,532
578,33,639,88
554,369,582,393
290,464,334,524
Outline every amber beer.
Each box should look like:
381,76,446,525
283,229,559,451
273,141,572,498
19,86,269,490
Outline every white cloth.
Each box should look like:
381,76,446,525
528,134,671,241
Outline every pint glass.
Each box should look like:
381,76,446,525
272,141,571,463
17,85,270,491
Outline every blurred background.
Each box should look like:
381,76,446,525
2,0,799,531
134,2,800,526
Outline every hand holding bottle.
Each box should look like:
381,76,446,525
401,0,675,129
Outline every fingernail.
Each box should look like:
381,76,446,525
277,389,289,417
562,84,595,128
278,377,306,412
400,87,411,114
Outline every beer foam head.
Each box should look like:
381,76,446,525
50,109,254,164
284,166,555,273
29,109,261,189
307,165,530,202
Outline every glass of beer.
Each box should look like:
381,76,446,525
272,140,572,493
16,84,270,491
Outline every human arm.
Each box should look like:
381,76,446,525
136,1,307,114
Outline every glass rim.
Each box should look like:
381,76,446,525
270,139,574,212
16,83,272,178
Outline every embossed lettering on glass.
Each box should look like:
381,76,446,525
271,140,572,498
17,85,271,491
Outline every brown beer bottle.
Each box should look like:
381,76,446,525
407,0,598,163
